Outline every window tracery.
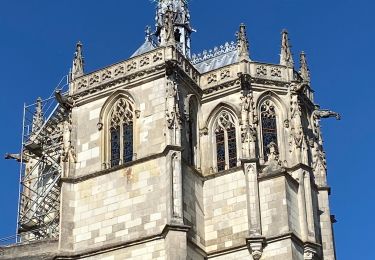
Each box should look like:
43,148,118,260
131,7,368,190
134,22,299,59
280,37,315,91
109,98,134,167
214,111,237,172
261,100,278,161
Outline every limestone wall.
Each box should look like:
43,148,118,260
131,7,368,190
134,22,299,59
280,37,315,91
73,78,167,178
203,170,249,252
70,158,169,251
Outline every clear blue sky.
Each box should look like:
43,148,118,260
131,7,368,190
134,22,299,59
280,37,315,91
0,0,373,259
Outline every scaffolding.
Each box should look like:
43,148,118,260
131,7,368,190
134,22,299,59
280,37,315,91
14,76,70,243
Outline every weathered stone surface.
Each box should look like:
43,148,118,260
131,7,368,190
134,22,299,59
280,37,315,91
2,1,338,260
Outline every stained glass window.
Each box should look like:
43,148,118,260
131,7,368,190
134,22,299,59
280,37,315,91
261,101,278,160
109,98,134,168
214,110,237,172
111,127,120,167
228,127,237,168
123,122,133,163
216,129,225,172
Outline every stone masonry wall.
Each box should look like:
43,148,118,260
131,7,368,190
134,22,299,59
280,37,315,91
203,170,248,253
259,175,290,237
71,158,169,251
182,166,205,248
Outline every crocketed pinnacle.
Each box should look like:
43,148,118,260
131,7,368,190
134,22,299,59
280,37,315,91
280,29,294,68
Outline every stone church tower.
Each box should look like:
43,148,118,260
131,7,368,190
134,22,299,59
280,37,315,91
1,1,339,259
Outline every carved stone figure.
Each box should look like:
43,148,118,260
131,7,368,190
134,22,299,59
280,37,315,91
161,8,175,45
72,41,84,80
61,116,77,178
240,91,258,158
289,83,308,164
166,75,181,129
263,142,283,173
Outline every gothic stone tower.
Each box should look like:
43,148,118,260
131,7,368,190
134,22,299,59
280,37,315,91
1,1,339,259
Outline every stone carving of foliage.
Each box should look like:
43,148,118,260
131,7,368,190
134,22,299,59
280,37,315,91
140,56,150,67
127,61,137,72
89,74,100,85
256,65,267,76
270,67,282,78
207,73,217,84
153,52,163,62
114,65,124,77
102,70,112,81
220,69,231,80
77,79,88,90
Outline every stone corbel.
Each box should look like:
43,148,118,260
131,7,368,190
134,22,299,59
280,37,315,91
97,122,103,131
304,244,318,260
238,72,251,91
247,236,266,260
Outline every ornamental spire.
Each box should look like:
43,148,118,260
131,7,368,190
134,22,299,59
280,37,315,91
155,0,193,58
299,51,310,83
280,29,294,68
236,23,250,61
71,41,84,80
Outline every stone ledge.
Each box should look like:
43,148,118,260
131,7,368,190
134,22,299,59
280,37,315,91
53,223,190,260
61,145,183,184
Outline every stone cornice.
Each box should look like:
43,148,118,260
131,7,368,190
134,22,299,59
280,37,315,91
258,168,299,187
53,224,190,260
61,145,183,184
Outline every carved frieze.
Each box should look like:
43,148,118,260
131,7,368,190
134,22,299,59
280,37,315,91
72,49,165,97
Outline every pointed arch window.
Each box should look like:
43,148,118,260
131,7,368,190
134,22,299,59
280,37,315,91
109,98,134,167
214,111,237,172
261,101,278,160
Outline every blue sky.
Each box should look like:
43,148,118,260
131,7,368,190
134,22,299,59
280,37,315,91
0,0,373,259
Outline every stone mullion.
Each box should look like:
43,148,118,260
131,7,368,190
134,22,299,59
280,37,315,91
224,130,229,170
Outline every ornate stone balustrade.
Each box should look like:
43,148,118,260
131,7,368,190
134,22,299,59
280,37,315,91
250,62,291,83
199,64,239,90
71,48,166,95
174,49,200,84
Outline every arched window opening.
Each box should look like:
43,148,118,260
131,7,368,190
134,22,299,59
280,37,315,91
214,111,237,172
109,98,134,167
261,100,278,161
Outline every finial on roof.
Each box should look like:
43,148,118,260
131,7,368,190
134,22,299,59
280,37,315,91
299,51,310,83
236,23,250,61
71,41,84,80
155,0,193,58
280,29,294,68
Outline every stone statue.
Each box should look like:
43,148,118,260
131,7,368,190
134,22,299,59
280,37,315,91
161,8,175,45
72,41,84,80
240,91,258,158
289,83,308,164
263,142,283,173
61,116,77,178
